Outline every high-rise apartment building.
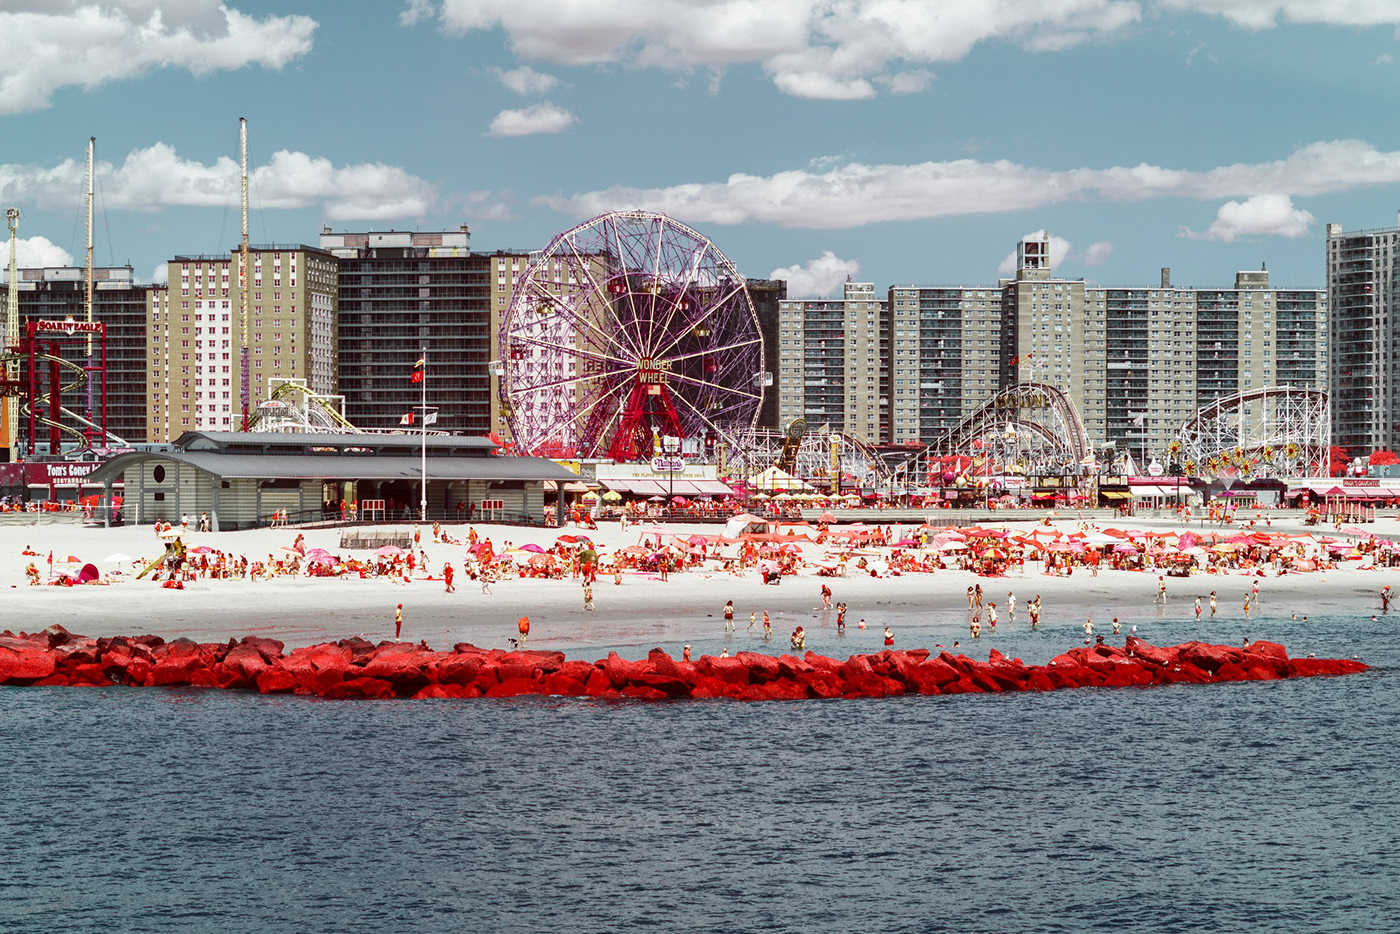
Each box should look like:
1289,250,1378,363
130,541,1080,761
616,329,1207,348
148,245,338,441
886,285,1005,445
1326,215,1400,453
775,281,886,441
881,233,1328,465
746,278,787,430
10,265,151,447
322,228,510,436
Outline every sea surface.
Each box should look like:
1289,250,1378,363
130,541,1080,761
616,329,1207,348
3,607,1398,934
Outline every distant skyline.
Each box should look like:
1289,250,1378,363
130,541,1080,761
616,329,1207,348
2,1,1400,296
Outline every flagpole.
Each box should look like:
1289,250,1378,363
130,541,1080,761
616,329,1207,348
420,345,427,522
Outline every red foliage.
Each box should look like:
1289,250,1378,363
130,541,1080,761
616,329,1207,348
1369,450,1400,466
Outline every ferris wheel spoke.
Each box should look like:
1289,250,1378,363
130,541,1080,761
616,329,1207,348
560,239,645,361
513,334,631,370
514,366,636,396
651,241,707,358
661,336,762,367
607,215,648,356
650,281,749,362
531,378,628,451
522,278,636,364
665,370,762,401
669,388,742,445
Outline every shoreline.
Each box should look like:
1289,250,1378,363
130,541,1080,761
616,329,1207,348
3,515,1394,659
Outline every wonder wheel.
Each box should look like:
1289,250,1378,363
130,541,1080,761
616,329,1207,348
498,211,764,460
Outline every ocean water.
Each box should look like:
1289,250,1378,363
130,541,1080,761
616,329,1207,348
3,610,1398,934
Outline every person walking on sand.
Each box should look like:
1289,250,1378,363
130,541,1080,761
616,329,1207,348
517,616,531,648
443,562,455,593
1195,596,1202,619
821,583,832,609
883,626,894,647
724,600,735,632
1209,591,1217,617
583,582,595,612
394,603,403,640
1155,575,1167,604
481,567,494,595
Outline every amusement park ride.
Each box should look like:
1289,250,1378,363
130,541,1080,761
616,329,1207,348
2,139,122,463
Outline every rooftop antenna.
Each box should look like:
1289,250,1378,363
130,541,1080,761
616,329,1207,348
84,137,99,441
239,117,250,431
4,206,20,460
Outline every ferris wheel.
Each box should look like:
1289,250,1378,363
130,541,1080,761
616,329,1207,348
498,211,765,461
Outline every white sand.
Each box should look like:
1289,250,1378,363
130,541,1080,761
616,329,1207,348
1,513,1392,656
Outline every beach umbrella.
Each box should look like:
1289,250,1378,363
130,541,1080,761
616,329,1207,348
103,552,134,564
76,563,100,583
818,512,836,524
189,545,215,554
307,554,335,566
982,548,1007,560
582,491,600,502
601,490,622,501
375,545,406,557
1114,543,1139,554
520,543,547,553
557,533,590,543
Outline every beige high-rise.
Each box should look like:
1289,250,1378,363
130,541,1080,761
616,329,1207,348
147,246,338,442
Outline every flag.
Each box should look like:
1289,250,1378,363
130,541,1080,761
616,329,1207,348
399,412,414,426
410,357,425,384
1009,355,1019,366
423,411,438,426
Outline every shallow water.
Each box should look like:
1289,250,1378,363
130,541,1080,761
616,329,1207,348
3,610,1398,933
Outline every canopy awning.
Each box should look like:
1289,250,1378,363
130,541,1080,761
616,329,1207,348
601,477,736,497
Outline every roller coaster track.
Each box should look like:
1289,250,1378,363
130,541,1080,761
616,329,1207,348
923,382,1090,465
0,349,126,449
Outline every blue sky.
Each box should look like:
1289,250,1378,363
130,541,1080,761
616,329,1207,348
2,1,1399,295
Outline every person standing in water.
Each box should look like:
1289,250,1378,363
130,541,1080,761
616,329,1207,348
1112,618,1121,635
517,615,531,647
1007,592,1016,621
883,626,894,647
1028,596,1041,630
987,602,998,632
763,611,772,640
820,584,832,609
1155,575,1167,604
1083,619,1094,643
1195,596,1202,619
836,602,847,632
1210,591,1217,617
724,600,735,632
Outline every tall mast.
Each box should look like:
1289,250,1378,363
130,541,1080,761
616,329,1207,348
239,117,250,431
4,207,19,460
85,137,95,432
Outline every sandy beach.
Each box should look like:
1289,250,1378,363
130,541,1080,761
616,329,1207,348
3,511,1394,660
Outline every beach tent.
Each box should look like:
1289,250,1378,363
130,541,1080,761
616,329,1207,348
724,513,772,539
750,466,814,492
76,563,100,584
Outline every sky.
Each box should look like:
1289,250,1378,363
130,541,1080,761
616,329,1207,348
1,0,1399,297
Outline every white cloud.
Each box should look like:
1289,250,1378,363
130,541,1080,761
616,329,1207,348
495,65,560,95
415,1,1400,99
770,251,860,297
400,0,434,26
1178,193,1315,242
0,1,316,114
879,69,935,94
539,139,1400,228
0,143,435,221
486,102,578,136
1083,240,1115,265
998,230,1071,275
1378,52,1394,65
148,262,169,285
0,235,75,271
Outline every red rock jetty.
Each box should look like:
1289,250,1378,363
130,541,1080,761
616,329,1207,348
0,627,1368,700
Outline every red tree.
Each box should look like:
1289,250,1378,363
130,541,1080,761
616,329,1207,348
1369,450,1400,466
1328,445,1349,477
